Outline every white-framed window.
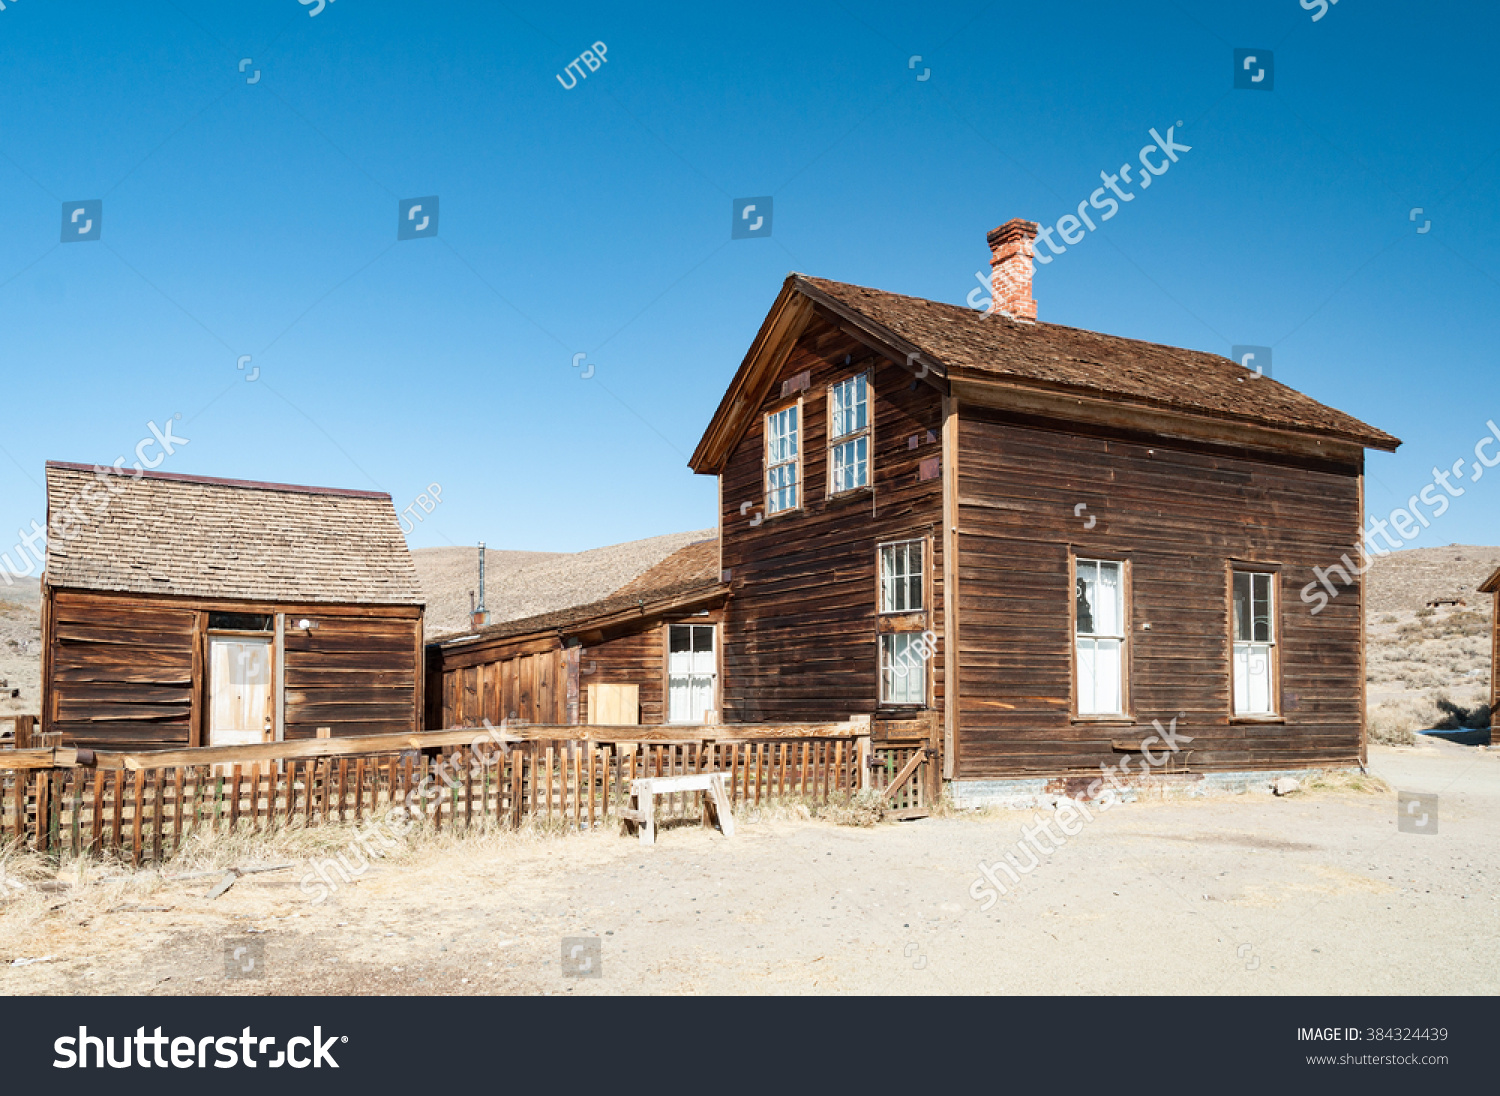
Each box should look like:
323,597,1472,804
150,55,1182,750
765,404,799,515
880,632,931,706
1075,558,1125,716
1232,570,1276,715
668,623,716,723
879,539,924,614
828,373,869,494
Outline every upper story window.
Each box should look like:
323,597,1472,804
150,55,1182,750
1232,570,1277,715
880,539,924,613
1075,558,1126,716
828,373,869,494
765,403,799,515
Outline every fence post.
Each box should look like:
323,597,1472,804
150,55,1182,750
849,715,872,793
13,715,34,750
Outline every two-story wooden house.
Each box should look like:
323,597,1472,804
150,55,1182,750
689,219,1401,797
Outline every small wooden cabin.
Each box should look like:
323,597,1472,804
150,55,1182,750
1481,567,1500,732
41,463,425,750
689,219,1402,785
426,539,726,728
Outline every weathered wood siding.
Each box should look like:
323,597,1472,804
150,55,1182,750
577,627,661,725
1491,589,1499,728
282,613,422,740
429,610,725,729
47,591,196,750
718,314,947,724
437,643,571,729
43,591,422,749
952,404,1365,778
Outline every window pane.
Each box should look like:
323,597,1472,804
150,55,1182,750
1232,571,1251,641
1094,562,1121,636
1077,637,1122,714
1253,573,1273,642
881,633,926,705
767,462,797,513
1234,642,1273,714
831,375,868,440
1076,559,1121,637
832,437,868,492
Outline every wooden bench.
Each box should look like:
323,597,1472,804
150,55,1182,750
619,773,735,846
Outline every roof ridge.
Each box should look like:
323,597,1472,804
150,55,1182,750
45,461,391,499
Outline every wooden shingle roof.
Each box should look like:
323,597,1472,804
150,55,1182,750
800,277,1399,449
691,274,1399,472
44,463,423,606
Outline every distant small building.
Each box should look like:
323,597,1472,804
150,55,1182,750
426,539,725,728
1481,567,1500,731
1426,598,1467,609
42,463,425,750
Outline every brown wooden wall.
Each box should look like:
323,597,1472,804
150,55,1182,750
283,612,422,740
951,403,1366,778
439,643,571,729
1491,589,1498,728
43,589,422,750
429,609,728,729
47,592,196,750
578,626,663,725
718,313,947,725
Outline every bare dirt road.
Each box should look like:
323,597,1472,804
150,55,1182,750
3,741,1496,996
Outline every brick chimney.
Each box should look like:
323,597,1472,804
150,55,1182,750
986,219,1039,320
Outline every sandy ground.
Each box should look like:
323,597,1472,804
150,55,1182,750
2,740,1497,997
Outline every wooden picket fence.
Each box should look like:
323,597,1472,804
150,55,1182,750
0,719,909,863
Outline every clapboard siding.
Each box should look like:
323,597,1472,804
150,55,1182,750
719,314,947,725
578,627,662,725
951,403,1365,778
44,590,423,749
429,608,730,729
46,592,196,750
282,613,421,739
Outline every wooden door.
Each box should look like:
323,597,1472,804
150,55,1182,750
209,637,273,748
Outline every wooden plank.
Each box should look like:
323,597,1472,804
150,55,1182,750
131,770,144,866
882,749,927,804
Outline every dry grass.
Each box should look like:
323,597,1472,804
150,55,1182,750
1300,769,1392,796
0,815,584,958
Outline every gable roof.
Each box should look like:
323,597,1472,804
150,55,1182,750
690,274,1399,472
431,536,723,649
44,462,423,606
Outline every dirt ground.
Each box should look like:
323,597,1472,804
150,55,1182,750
2,740,1497,997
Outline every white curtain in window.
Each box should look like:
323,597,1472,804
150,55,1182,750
1233,643,1273,715
669,626,716,722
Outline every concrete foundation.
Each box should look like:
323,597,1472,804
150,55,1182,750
947,767,1356,811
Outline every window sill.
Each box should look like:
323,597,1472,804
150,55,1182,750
826,485,873,503
1230,715,1285,724
1071,715,1134,725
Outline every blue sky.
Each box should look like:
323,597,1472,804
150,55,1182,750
1,0,1496,554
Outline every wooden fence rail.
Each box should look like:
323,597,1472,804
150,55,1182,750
0,717,937,863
